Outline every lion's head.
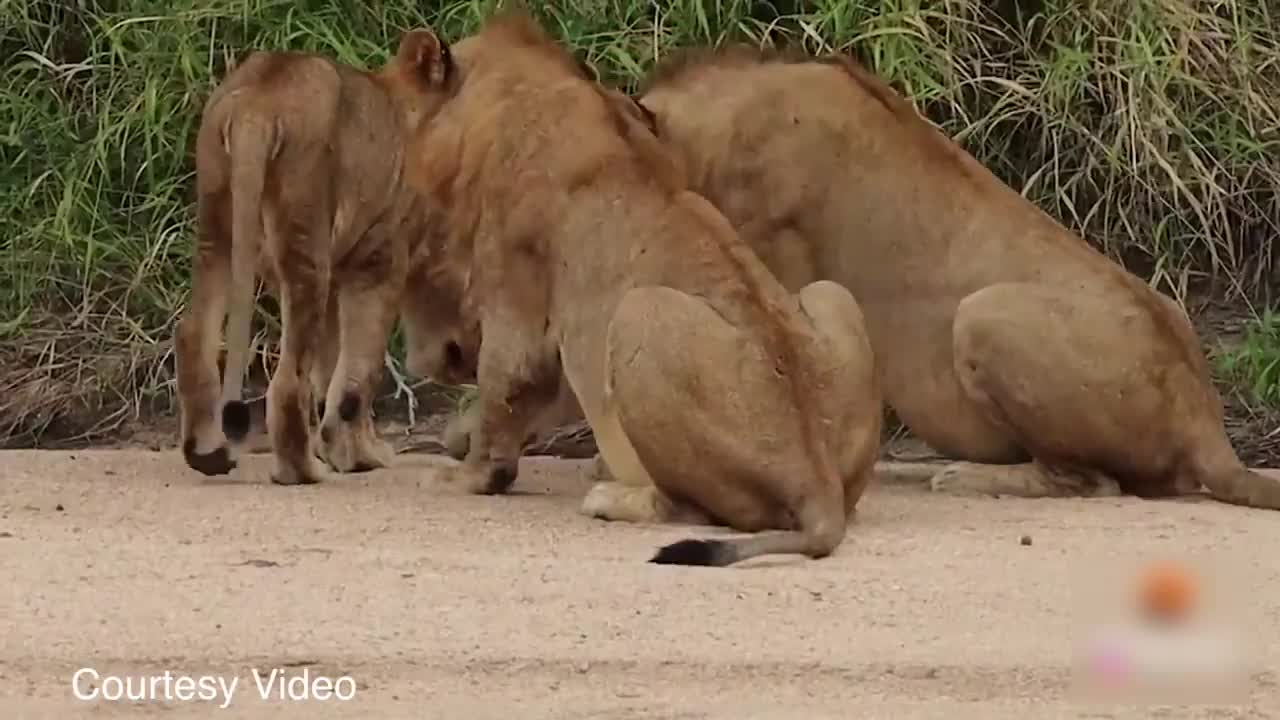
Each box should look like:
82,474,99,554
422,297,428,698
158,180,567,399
397,214,481,386
379,12,682,390
371,28,482,385
377,28,457,134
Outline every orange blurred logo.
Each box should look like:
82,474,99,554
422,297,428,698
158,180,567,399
1071,557,1249,705
1138,560,1199,623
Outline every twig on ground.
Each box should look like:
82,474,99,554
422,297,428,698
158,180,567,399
384,351,417,427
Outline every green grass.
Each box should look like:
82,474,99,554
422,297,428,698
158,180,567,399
1,0,1278,446
1216,310,1280,409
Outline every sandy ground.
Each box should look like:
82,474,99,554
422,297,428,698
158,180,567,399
1,449,1278,719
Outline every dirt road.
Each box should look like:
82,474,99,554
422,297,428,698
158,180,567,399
1,449,1276,718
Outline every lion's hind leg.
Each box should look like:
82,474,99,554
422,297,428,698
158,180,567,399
794,280,882,518
603,286,835,552
945,281,1208,502
316,262,402,474
177,190,236,476
572,361,689,523
262,209,334,486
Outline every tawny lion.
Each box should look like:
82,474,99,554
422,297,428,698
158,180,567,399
626,45,1280,509
175,28,474,486
387,12,883,567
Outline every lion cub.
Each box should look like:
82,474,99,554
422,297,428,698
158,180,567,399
175,28,467,485
384,12,882,567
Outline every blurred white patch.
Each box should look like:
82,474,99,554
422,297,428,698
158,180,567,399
1067,550,1258,705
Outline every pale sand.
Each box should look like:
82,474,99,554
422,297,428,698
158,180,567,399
1,449,1275,718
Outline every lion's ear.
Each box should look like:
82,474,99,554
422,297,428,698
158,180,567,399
396,28,453,87
603,89,659,138
632,97,658,136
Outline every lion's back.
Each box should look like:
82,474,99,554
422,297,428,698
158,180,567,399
192,47,418,294
196,50,410,205
202,51,413,166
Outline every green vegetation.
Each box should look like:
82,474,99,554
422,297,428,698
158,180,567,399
1216,310,1280,408
1,0,1278,446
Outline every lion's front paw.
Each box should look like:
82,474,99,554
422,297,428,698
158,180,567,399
579,481,665,524
580,481,621,519
317,422,394,474
445,460,513,494
270,455,330,486
587,454,616,484
317,423,355,473
350,435,395,473
928,462,994,496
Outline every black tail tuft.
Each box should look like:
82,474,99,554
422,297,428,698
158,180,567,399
649,539,734,567
221,400,252,442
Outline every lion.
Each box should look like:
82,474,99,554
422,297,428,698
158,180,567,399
384,12,883,566
620,45,1280,510
174,27,473,486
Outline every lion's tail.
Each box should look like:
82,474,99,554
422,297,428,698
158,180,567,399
219,113,279,444
650,459,848,568
648,527,842,567
1202,467,1280,510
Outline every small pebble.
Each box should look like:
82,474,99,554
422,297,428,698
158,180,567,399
1020,535,1032,546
